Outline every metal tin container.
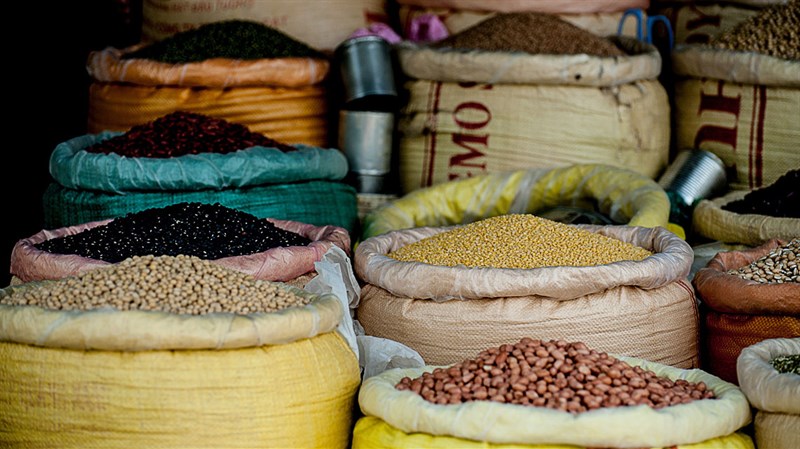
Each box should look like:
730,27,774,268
658,149,727,207
338,110,394,194
335,35,397,105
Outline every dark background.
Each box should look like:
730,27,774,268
2,1,141,286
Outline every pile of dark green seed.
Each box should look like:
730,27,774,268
123,20,325,63
770,354,800,374
35,202,311,263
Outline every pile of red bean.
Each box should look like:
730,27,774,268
85,111,298,158
396,339,715,413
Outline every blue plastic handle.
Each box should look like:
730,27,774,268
618,8,675,50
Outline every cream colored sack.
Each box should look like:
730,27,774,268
692,190,800,245
737,338,800,449
395,0,648,14
355,225,698,368
356,356,751,448
655,3,760,45
672,45,800,190
397,79,668,192
0,288,361,447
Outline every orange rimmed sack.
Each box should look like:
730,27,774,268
87,45,330,88
693,240,800,385
11,218,350,283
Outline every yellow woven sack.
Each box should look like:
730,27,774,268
354,356,753,448
87,82,329,146
0,286,361,448
361,164,672,240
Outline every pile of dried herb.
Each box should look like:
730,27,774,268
770,354,800,374
123,20,325,63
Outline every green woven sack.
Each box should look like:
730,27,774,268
43,181,358,234
50,132,348,193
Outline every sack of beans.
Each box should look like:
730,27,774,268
41,181,359,234
362,164,674,241
654,1,769,45
692,169,800,246
692,239,800,385
11,202,351,284
50,112,348,193
395,0,650,40
355,213,699,369
395,13,670,192
737,338,800,449
671,1,800,191
353,338,753,448
141,0,389,51
87,20,331,146
0,255,360,447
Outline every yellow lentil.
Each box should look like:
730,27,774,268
0,254,310,315
388,214,652,269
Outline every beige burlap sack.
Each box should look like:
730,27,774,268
672,45,800,191
11,219,350,283
355,224,698,368
737,338,800,449
141,0,389,51
692,191,800,245
395,0,648,14
655,3,761,45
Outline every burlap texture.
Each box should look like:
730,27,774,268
692,192,800,246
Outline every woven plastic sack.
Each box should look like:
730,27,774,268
11,218,350,283
41,181,359,234
396,75,669,191
362,165,672,240
355,224,699,368
737,338,800,449
355,356,751,448
87,45,329,88
395,0,649,14
50,132,348,193
87,82,330,146
397,37,661,87
655,3,760,45
672,45,800,190
0,285,360,447
692,191,800,246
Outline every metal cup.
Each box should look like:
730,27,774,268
338,110,394,194
336,36,397,105
658,149,727,207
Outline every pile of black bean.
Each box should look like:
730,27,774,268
35,202,312,263
85,111,298,158
722,169,799,218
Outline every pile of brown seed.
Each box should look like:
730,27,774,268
709,1,799,60
0,254,311,315
396,338,715,413
726,239,799,284
388,214,653,269
431,12,625,57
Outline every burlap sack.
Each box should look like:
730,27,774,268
737,338,800,449
11,218,351,283
355,224,698,368
87,45,330,88
693,242,800,384
655,3,761,45
0,287,360,447
692,191,800,246
672,45,800,190
141,0,389,51
87,82,329,146
355,355,752,448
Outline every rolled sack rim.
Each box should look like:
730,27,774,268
671,44,800,87
354,224,693,301
358,354,752,447
396,36,662,86
737,337,800,414
0,286,343,351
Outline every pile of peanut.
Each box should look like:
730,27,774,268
0,254,310,315
396,339,715,413
726,239,799,284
